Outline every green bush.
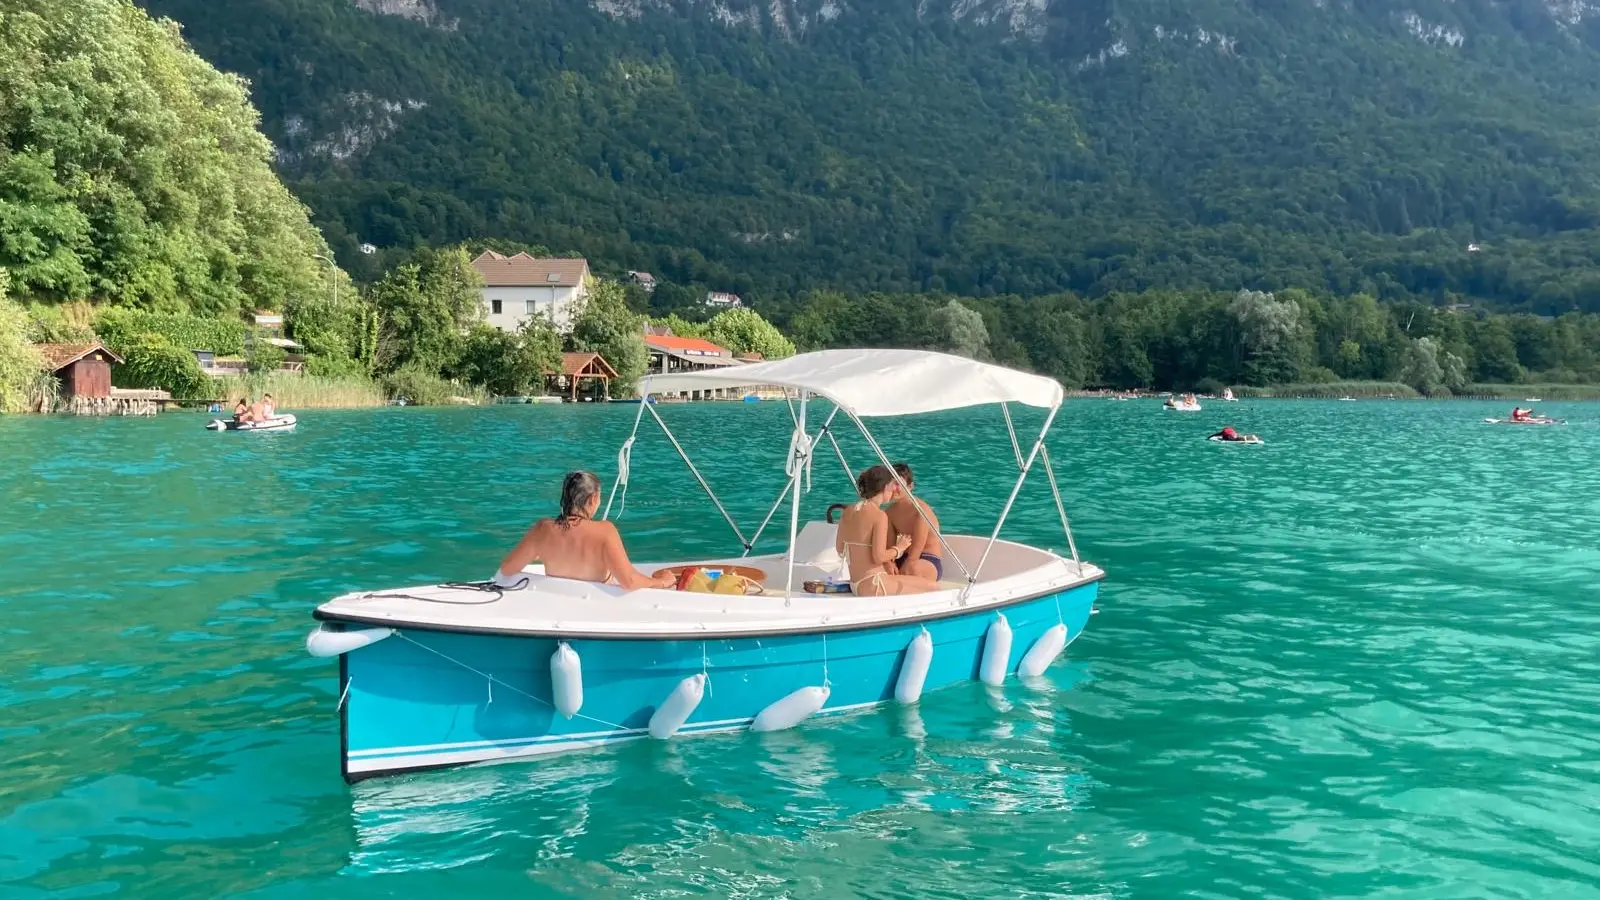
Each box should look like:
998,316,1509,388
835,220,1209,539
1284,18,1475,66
246,341,287,374
381,362,458,406
26,301,96,344
305,353,368,379
0,272,46,413
96,308,246,356
1193,376,1226,395
116,332,216,398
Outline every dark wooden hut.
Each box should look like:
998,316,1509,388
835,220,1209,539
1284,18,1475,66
39,342,123,400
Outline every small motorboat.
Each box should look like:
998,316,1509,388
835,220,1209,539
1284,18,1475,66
1208,434,1264,444
207,414,297,432
1525,398,1543,402
1484,417,1564,426
1164,400,1202,412
306,349,1103,782
1221,388,1238,402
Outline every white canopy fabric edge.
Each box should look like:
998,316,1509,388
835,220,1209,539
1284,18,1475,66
636,348,1063,417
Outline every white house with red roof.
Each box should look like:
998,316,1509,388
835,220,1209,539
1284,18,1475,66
470,251,590,332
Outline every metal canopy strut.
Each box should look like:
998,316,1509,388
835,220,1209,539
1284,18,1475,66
643,401,752,550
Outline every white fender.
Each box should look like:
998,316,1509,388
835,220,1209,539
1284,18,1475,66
750,685,830,732
648,673,707,739
1017,623,1069,677
305,624,394,658
895,628,933,704
978,614,1013,686
550,642,583,718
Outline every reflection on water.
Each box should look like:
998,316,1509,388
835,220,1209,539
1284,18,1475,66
2,401,1599,897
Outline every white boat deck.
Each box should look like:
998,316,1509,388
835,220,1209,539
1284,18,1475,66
314,533,1102,639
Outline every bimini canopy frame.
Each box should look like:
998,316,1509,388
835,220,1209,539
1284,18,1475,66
608,349,1077,600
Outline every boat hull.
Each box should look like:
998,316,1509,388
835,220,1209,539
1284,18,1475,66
336,580,1099,781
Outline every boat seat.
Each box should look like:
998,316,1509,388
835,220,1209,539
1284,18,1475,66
788,520,847,579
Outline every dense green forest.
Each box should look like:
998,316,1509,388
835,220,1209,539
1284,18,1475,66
772,287,1600,392
137,0,1600,312
0,0,345,313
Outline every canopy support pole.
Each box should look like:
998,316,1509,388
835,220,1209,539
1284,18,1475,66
965,404,1061,599
602,396,651,520
1039,446,1079,565
744,406,840,556
784,392,808,602
1006,402,1078,566
644,401,751,551
1000,403,1025,468
844,410,973,586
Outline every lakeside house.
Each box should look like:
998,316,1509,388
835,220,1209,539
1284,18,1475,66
626,271,657,292
705,291,742,309
642,329,747,400
471,251,590,332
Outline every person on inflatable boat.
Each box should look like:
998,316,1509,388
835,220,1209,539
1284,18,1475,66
262,393,276,419
1510,407,1531,422
886,462,944,582
233,397,251,423
493,471,675,590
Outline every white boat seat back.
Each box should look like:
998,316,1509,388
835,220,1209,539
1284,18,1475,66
789,520,847,579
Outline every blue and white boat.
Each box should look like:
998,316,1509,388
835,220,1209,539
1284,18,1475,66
308,349,1105,782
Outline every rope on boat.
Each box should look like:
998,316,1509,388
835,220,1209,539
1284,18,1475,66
337,677,352,712
821,633,831,687
701,640,713,698
393,632,632,732
362,580,509,605
611,436,635,517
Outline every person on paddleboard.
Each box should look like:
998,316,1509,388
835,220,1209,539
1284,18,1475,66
493,471,675,591
1208,426,1258,442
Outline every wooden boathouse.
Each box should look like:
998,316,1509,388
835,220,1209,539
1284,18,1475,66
37,342,170,415
548,352,618,402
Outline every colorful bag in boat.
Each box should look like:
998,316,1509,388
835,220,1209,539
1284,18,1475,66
673,566,763,595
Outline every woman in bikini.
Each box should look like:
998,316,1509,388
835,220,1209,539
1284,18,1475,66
835,465,942,597
493,471,675,590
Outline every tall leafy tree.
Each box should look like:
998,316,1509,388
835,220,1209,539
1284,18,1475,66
569,279,647,392
0,0,344,311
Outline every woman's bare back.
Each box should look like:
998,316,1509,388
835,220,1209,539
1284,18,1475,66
530,518,616,582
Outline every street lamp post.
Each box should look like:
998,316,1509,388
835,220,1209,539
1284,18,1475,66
314,252,337,306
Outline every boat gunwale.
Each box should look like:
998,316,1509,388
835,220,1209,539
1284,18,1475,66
312,568,1104,641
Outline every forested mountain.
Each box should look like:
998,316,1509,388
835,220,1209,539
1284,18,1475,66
138,0,1600,311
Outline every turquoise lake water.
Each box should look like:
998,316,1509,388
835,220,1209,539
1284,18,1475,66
2,399,1599,898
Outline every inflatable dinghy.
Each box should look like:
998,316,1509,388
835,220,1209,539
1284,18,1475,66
1483,417,1564,426
207,414,297,432
1208,435,1263,444
1164,402,1202,412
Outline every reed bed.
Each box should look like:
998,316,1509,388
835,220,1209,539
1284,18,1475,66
1230,381,1419,399
213,374,386,408
1461,383,1600,400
